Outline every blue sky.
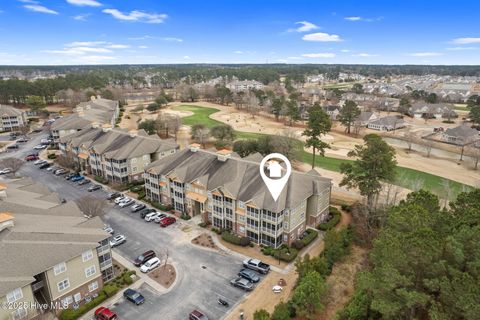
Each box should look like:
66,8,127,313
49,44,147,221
0,0,479,65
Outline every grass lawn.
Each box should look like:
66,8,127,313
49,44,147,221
174,104,472,197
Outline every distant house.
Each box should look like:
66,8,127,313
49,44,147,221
226,80,264,93
0,105,27,132
367,116,405,131
322,105,341,120
356,111,378,127
442,125,479,146
377,98,400,112
408,103,457,119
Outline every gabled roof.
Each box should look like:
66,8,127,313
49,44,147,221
444,125,479,139
0,105,24,117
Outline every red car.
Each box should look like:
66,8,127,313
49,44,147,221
160,217,176,227
94,307,117,320
25,155,38,161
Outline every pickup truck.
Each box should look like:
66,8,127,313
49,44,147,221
242,258,270,274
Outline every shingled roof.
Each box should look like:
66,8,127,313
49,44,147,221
0,105,24,117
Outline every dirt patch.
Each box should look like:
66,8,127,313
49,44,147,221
191,233,218,250
147,264,176,288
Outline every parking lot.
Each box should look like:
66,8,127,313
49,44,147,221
2,133,263,320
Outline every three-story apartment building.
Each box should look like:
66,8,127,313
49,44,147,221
0,105,27,132
144,145,331,248
0,178,113,320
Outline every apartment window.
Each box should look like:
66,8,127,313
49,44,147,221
61,295,73,307
57,279,70,292
11,308,27,320
131,158,137,163
143,155,149,160
85,265,96,278
6,288,23,303
132,167,137,173
238,201,245,209
53,262,67,276
88,281,99,292
82,250,93,262
239,215,246,222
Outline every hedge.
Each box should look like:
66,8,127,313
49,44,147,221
221,231,251,247
94,175,109,185
180,214,191,220
317,206,341,231
273,246,298,262
292,229,318,250
47,153,56,159
103,284,119,297
60,292,107,320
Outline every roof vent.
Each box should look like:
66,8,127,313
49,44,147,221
129,130,138,137
91,122,99,128
102,124,112,132
217,149,232,162
190,143,201,153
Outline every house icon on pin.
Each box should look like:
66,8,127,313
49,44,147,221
267,160,282,178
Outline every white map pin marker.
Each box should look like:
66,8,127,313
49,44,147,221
260,153,292,202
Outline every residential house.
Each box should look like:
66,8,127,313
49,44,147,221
144,147,332,248
442,125,479,146
322,105,341,120
0,105,27,132
367,116,406,131
356,111,378,127
0,178,113,320
408,103,457,119
59,125,178,183
226,80,264,93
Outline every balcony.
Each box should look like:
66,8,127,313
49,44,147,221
97,245,110,256
247,213,259,220
31,280,45,292
100,260,113,271
246,224,260,231
261,227,277,236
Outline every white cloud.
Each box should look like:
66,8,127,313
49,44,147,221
408,52,443,57
446,46,476,51
45,47,111,55
183,56,191,59
344,16,382,22
451,37,480,44
234,51,244,54
73,13,91,21
302,32,342,42
344,16,361,21
302,52,335,58
290,21,319,32
65,41,105,47
18,0,38,3
128,35,155,40
106,44,130,49
66,0,102,7
160,37,182,42
340,49,351,53
353,53,379,57
23,4,58,14
138,45,148,49
102,9,167,23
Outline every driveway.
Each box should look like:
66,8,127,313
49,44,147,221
5,132,254,320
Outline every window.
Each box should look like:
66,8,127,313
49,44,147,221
6,288,23,303
85,265,96,278
88,281,99,292
61,295,73,307
57,279,70,292
143,155,149,160
11,308,27,320
82,250,93,262
131,158,137,163
238,201,245,209
53,262,66,276
74,293,82,303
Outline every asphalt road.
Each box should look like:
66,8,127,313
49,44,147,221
2,130,255,320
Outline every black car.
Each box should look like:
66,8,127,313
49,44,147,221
39,163,51,169
123,289,145,305
6,144,19,150
139,208,156,218
107,192,121,200
88,185,102,192
133,250,156,267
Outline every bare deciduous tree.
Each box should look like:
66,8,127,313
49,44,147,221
56,151,77,171
163,249,170,269
404,130,417,152
422,138,435,157
0,157,25,176
76,196,107,218
466,146,480,170
18,125,30,136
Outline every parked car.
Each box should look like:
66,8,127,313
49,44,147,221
88,185,102,192
145,211,161,222
160,217,176,227
6,144,19,150
133,250,156,267
0,168,12,175
71,175,84,182
65,173,77,180
153,213,168,223
139,208,155,218
131,203,146,212
94,307,117,320
78,179,91,185
109,235,126,247
243,258,270,274
46,166,57,172
55,169,67,175
17,137,29,143
238,268,260,283
39,163,51,169
103,225,114,234
189,310,209,320
33,159,46,165
33,144,47,150
25,154,39,161
119,198,134,208
140,257,160,273
107,192,121,200
114,196,127,204
123,288,145,305
230,277,254,291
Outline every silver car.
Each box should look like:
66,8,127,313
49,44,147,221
230,277,254,291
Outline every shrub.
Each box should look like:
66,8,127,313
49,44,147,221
180,214,191,220
123,273,133,285
341,203,351,212
222,231,250,247
149,201,173,212
94,175,109,185
262,246,275,256
211,227,222,235
317,206,341,231
198,222,207,228
59,291,107,320
442,120,455,124
273,247,298,262
137,190,146,200
47,153,56,159
102,284,119,297
130,185,145,192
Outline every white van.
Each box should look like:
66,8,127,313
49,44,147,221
140,257,160,273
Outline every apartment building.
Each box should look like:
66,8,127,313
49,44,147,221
226,80,264,93
0,105,27,132
0,178,113,320
144,146,331,248
59,125,178,183
51,96,119,144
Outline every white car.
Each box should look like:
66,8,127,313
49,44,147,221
119,198,134,208
103,225,114,234
145,211,161,222
109,235,126,247
0,168,12,175
140,257,160,273
114,196,127,204
153,213,168,223
33,144,47,150
34,159,47,165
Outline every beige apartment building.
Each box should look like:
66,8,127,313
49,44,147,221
0,178,113,320
144,146,331,248
59,125,178,183
0,105,27,132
